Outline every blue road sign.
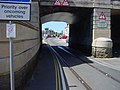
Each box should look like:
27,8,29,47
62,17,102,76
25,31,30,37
0,0,31,3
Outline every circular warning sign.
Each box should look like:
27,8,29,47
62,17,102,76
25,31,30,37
6,24,16,38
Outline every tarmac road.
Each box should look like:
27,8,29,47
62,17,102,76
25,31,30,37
25,38,120,90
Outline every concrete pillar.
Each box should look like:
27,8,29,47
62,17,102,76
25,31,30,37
92,8,112,58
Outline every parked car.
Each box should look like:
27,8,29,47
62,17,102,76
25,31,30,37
59,35,68,39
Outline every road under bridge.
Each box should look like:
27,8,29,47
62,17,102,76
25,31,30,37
1,0,120,89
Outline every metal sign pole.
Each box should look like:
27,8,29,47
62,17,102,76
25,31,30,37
9,21,15,90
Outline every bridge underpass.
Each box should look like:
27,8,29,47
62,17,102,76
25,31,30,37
1,0,120,89
41,6,93,55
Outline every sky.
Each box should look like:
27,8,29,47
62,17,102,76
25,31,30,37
42,21,68,33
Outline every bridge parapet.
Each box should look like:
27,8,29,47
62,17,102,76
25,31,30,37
40,0,120,9
40,0,93,8
111,0,120,9
94,0,111,8
40,0,110,8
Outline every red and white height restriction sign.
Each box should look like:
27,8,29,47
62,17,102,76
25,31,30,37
97,12,107,28
62,0,70,6
54,0,70,6
99,12,106,20
54,0,61,6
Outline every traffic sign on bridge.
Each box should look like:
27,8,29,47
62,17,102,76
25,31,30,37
99,12,106,20
97,12,107,28
54,0,70,6
0,0,31,3
62,0,69,6
54,0,61,6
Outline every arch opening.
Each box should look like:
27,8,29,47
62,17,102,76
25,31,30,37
41,6,93,56
42,21,69,46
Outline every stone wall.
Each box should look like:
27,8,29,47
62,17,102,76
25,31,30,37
0,21,40,89
92,47,112,58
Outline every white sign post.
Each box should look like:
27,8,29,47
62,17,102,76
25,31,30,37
6,21,15,90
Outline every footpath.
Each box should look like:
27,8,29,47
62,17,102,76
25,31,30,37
88,56,120,71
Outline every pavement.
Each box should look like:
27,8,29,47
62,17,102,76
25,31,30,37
88,56,120,71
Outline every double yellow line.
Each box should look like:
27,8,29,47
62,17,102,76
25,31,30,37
48,45,66,90
54,57,61,90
